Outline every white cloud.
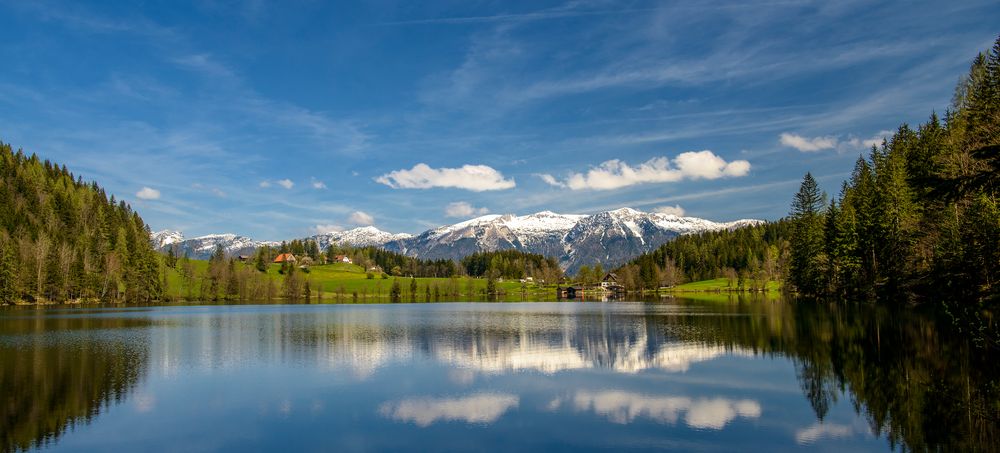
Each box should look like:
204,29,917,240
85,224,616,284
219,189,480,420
211,188,226,197
379,393,519,427
312,224,343,234
779,133,838,152
538,173,566,188
653,205,685,216
136,187,161,200
445,201,490,218
546,151,750,191
348,211,374,226
311,178,327,189
846,130,893,150
259,180,271,188
277,179,294,189
376,163,516,191
781,131,892,153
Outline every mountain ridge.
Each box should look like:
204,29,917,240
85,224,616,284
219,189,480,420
153,208,762,272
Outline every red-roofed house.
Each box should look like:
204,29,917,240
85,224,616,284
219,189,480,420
273,253,296,264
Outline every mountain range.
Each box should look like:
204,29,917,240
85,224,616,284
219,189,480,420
152,208,761,272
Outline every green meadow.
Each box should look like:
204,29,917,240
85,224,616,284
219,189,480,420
161,258,558,302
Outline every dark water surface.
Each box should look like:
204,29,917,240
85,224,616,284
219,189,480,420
1,298,997,452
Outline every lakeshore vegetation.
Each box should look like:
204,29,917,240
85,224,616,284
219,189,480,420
1,37,997,309
784,37,999,311
0,144,161,304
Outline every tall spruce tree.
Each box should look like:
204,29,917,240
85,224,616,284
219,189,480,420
789,173,826,295
0,240,15,304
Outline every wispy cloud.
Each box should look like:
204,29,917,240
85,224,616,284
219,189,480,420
377,6,660,26
780,131,893,152
172,53,239,81
779,133,838,152
348,211,374,226
653,205,685,216
445,201,490,218
312,223,343,234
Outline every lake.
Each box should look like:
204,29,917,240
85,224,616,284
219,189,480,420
1,298,996,452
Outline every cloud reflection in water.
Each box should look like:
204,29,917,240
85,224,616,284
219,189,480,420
379,393,519,427
567,391,761,430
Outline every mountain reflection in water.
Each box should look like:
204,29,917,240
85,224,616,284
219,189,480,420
0,299,997,452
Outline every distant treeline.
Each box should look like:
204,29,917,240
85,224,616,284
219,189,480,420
787,36,1000,314
0,143,161,304
247,240,563,281
460,250,562,282
615,221,792,291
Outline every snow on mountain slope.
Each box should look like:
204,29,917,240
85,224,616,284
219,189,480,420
152,231,278,260
308,226,413,250
152,209,762,271
151,230,185,249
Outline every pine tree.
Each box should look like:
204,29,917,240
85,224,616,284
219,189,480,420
0,240,16,304
789,173,826,295
255,248,267,273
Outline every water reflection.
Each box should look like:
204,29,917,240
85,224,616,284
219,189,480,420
795,421,860,445
379,393,519,427
560,391,761,429
0,299,997,452
0,313,151,453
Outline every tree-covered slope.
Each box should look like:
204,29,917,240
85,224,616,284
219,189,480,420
0,143,161,304
786,36,1000,310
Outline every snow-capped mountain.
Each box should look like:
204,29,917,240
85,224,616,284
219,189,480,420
152,227,409,260
152,208,761,271
384,208,760,272
384,211,586,261
152,231,279,260
307,226,413,250
151,230,185,249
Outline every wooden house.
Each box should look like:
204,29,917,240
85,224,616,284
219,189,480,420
273,253,296,264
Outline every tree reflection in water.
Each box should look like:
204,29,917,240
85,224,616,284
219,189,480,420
0,312,150,453
0,299,996,452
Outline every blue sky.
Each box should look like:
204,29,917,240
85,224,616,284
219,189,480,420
1,0,996,239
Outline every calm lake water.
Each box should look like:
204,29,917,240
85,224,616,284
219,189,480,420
1,298,997,452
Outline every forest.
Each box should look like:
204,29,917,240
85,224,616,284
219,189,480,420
0,144,161,304
614,221,791,291
241,240,561,281
616,35,999,312
785,36,999,313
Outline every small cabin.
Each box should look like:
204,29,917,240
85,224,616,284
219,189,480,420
273,253,296,264
600,273,619,288
558,286,586,299
334,255,352,264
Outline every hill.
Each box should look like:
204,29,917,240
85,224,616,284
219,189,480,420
0,143,161,304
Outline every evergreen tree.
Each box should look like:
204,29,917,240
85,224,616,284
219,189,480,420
789,173,826,295
0,240,16,304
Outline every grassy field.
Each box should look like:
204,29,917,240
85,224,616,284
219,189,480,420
160,258,556,301
160,257,782,303
666,277,782,292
